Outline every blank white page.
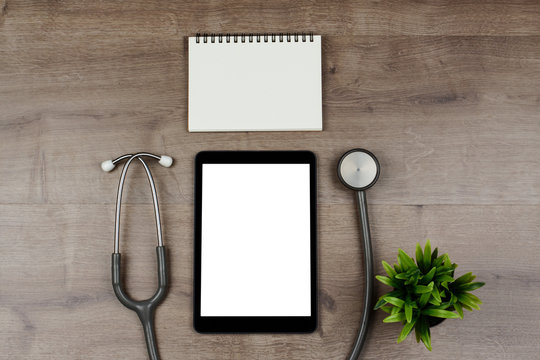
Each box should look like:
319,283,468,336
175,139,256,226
200,163,311,316
188,35,322,132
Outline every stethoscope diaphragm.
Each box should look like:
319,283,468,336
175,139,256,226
338,148,380,191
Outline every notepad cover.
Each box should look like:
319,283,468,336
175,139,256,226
188,35,322,132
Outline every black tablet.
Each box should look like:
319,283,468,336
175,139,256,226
194,151,317,333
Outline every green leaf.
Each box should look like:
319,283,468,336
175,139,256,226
384,296,405,308
397,268,419,285
391,306,401,315
380,306,393,314
382,261,397,278
414,281,434,294
415,286,432,294
463,292,482,304
428,298,441,306
394,263,402,273
429,302,451,310
422,309,460,319
419,317,432,351
432,254,446,268
382,289,405,299
461,303,473,311
395,272,409,280
419,292,431,307
455,282,485,292
431,287,441,303
423,240,432,268
415,323,421,343
383,312,406,323
423,330,432,351
454,303,464,319
441,281,450,291
420,267,436,284
398,249,416,270
416,243,424,270
457,293,482,310
435,266,454,276
404,274,420,286
436,275,455,283
397,318,417,343
376,275,399,288
454,272,476,286
431,248,438,263
444,256,452,267
385,289,403,295
405,302,412,323
374,298,387,310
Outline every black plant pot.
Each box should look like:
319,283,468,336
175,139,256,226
428,317,446,327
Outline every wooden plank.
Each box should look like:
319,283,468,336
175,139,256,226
1,0,540,36
1,204,538,359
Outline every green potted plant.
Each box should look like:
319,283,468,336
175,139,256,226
374,240,485,350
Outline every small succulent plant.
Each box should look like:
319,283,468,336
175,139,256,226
374,240,485,350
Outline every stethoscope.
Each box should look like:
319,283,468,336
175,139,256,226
101,149,380,360
337,148,380,360
101,152,173,360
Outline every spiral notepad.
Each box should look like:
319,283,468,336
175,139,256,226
188,34,322,132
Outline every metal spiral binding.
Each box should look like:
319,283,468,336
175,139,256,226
195,33,314,44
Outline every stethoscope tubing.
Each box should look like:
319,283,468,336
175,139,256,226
346,190,374,360
109,152,169,360
112,248,167,360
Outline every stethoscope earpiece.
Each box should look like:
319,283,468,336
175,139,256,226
101,159,115,172
158,155,173,168
101,155,173,172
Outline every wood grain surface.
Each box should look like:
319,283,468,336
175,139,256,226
1,1,539,359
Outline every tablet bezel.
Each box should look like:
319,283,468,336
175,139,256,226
194,151,317,333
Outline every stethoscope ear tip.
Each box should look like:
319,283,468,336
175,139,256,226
159,155,173,168
101,160,115,172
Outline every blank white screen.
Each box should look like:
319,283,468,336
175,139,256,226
201,163,311,316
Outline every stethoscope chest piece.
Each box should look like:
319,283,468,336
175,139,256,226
338,148,380,191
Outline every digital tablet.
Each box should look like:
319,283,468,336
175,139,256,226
194,151,317,333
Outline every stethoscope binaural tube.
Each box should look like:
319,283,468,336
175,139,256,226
337,149,380,360
102,152,173,360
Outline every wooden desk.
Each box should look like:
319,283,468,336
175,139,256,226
1,1,539,359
